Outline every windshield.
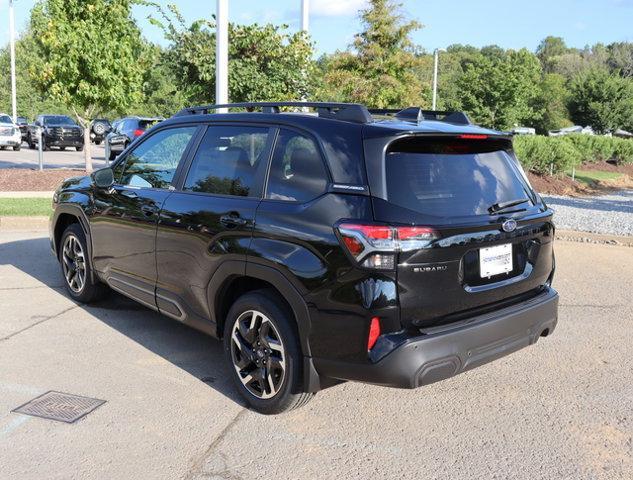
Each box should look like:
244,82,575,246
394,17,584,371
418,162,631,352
0,115,13,124
43,116,76,125
385,149,534,218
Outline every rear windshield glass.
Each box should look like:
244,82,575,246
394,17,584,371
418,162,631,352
0,115,12,123
385,149,533,217
138,119,160,130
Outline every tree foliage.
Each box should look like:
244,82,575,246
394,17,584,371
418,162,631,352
316,0,427,108
152,5,315,104
30,0,147,170
457,49,542,130
568,68,633,133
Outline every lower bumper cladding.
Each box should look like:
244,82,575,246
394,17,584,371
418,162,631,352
314,287,559,388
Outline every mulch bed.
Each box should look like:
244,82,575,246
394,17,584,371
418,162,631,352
0,168,86,191
528,161,633,196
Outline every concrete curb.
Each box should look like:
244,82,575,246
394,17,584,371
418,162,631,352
0,191,55,198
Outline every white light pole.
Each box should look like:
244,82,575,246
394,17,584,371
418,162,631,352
9,0,18,123
216,0,228,112
301,0,309,32
432,48,446,111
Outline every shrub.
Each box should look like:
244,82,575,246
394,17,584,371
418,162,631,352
513,135,580,174
512,134,633,173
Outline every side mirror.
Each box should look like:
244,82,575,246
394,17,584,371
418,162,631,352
92,167,115,189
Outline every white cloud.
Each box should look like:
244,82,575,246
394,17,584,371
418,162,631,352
310,0,368,17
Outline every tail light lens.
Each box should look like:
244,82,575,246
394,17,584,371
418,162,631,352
337,223,437,270
133,128,144,137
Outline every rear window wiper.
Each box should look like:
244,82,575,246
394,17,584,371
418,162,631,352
488,198,530,214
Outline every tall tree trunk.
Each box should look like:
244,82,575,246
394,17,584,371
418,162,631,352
83,121,93,173
72,108,94,173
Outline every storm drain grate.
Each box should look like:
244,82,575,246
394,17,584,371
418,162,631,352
12,391,106,424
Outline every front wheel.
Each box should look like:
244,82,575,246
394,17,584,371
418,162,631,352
13,144,20,151
76,144,84,152
223,290,314,414
59,224,108,303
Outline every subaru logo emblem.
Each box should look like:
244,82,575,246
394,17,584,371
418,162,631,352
502,219,517,232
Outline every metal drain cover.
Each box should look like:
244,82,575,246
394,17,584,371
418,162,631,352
12,391,106,423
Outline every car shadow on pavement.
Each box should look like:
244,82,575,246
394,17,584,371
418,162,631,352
0,236,246,408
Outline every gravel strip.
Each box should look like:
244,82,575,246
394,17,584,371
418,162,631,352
542,189,633,236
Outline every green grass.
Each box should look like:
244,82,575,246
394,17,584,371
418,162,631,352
565,169,622,186
0,198,53,216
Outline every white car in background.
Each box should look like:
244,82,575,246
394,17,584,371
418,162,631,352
0,113,22,151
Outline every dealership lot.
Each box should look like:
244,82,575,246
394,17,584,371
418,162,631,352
0,229,632,480
0,143,109,170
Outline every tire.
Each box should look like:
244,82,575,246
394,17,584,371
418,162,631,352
94,139,102,145
59,146,66,151
93,122,106,136
107,144,117,161
42,140,49,151
59,223,108,303
27,134,35,149
223,290,315,414
13,144,20,151
76,144,84,152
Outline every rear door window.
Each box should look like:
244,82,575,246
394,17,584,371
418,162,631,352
385,140,534,218
183,125,270,197
265,129,328,203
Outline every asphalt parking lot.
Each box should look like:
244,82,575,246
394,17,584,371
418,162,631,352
0,229,632,480
0,143,109,170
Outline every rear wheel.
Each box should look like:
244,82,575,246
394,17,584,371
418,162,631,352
223,290,314,414
59,146,66,151
76,144,84,152
13,144,20,151
59,224,108,303
27,134,35,149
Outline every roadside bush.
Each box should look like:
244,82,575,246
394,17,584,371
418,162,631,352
513,135,580,174
612,139,633,164
513,134,633,174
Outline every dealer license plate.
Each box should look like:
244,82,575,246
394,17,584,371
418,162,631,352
479,243,513,278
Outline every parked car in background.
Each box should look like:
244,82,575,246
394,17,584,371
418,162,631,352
511,126,536,135
91,118,112,145
16,116,29,141
548,125,594,137
27,115,84,151
0,114,22,151
50,102,558,414
104,116,162,161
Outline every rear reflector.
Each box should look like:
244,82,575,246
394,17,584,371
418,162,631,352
367,317,381,351
133,129,144,137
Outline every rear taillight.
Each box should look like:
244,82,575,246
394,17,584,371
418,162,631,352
133,129,144,137
337,223,437,270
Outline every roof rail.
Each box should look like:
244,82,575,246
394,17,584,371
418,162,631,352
174,102,373,124
368,107,472,125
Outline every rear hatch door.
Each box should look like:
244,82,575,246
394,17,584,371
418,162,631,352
368,134,554,329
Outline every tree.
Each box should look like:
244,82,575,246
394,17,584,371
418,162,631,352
569,68,633,133
30,0,146,171
536,36,569,72
317,0,427,108
458,49,542,129
533,74,572,133
154,5,315,105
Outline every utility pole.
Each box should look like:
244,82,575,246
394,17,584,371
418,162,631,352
9,0,18,122
432,48,445,111
216,0,228,112
301,0,309,32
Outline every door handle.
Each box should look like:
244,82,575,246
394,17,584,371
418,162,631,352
220,214,248,228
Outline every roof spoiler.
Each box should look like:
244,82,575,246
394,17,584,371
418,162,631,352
174,102,373,124
368,107,472,125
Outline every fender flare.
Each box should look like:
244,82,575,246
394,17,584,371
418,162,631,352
207,260,322,392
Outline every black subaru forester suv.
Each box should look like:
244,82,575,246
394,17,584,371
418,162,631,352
50,102,558,414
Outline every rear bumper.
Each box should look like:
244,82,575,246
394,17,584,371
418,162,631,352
0,136,21,146
44,136,84,147
314,287,558,388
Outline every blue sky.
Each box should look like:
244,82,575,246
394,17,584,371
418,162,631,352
1,0,632,54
